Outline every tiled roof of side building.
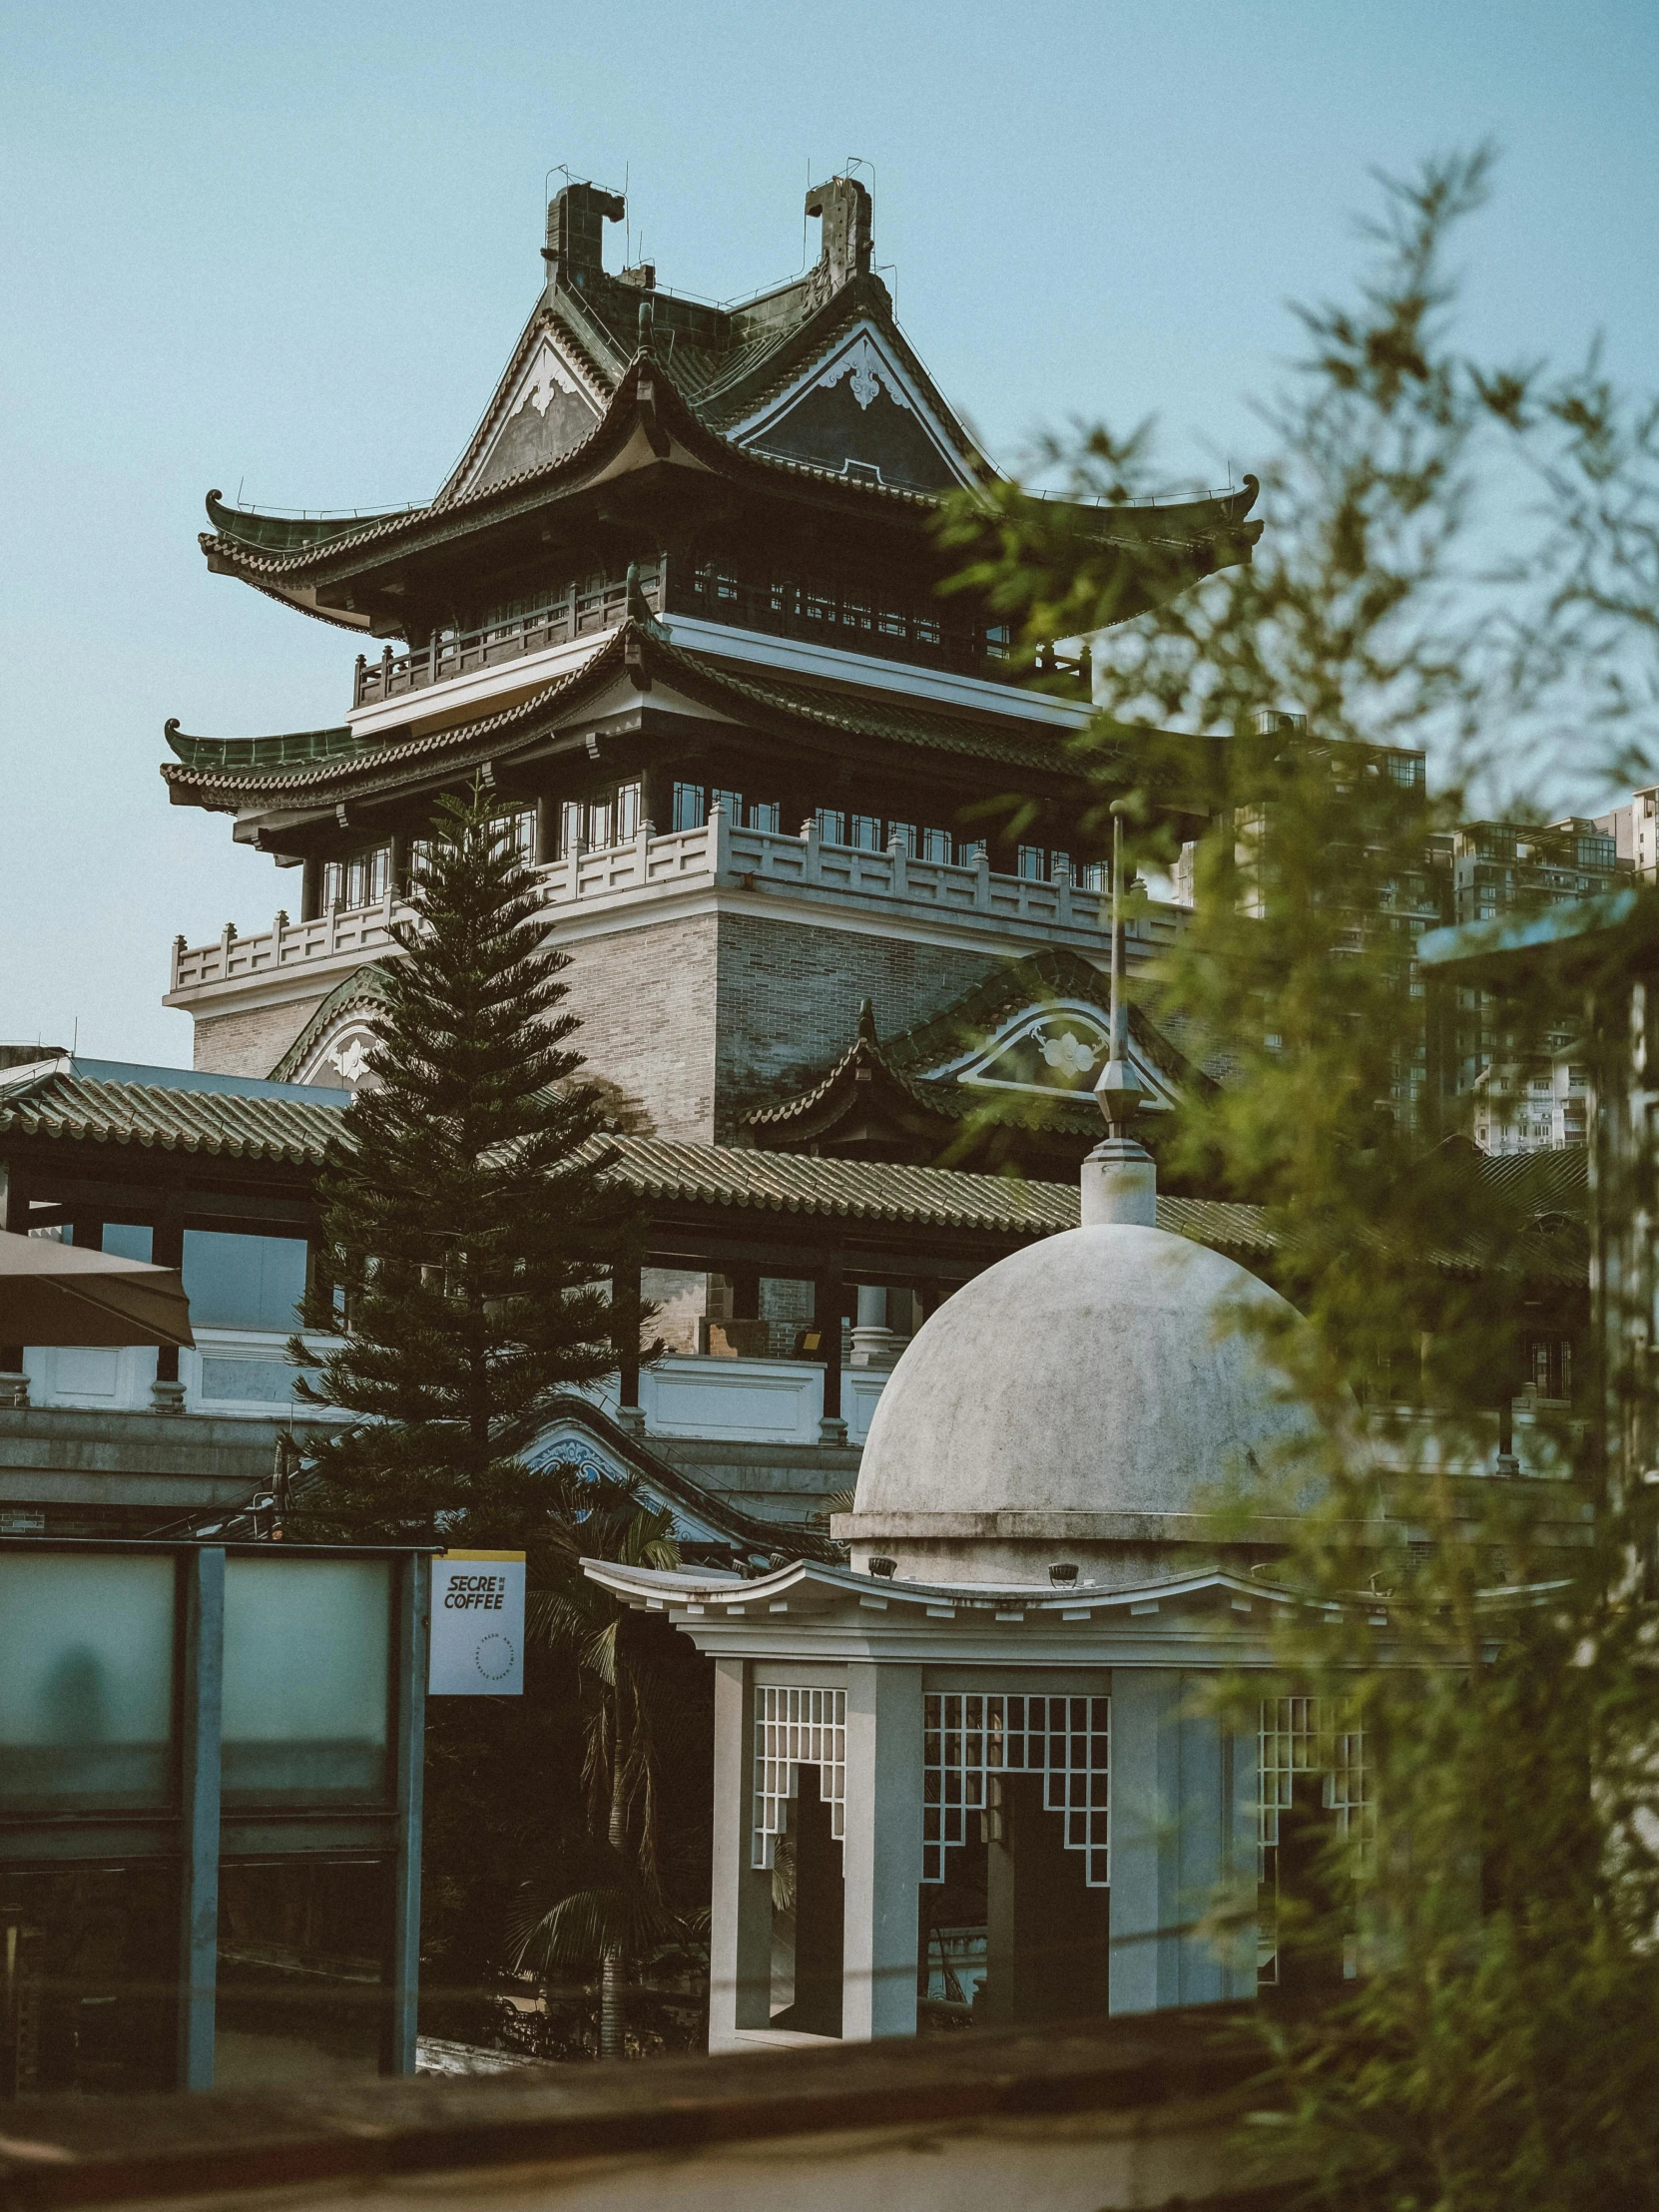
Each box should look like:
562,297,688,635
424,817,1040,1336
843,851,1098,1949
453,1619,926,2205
269,966,393,1084
0,1070,342,1166
0,1066,1274,1258
604,1134,1274,1255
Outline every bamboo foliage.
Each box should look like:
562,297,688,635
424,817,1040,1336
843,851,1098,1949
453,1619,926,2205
944,152,1659,2209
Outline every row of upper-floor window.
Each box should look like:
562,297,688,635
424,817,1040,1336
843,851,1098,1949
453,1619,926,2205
314,786,1108,911
669,782,1104,885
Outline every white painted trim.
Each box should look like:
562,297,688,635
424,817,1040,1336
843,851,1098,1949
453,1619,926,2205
345,613,1089,743
727,315,977,489
635,1356,887,1445
753,1661,850,1687
23,1329,349,1421
662,614,1091,730
926,996,1183,1111
347,629,612,740
452,329,606,501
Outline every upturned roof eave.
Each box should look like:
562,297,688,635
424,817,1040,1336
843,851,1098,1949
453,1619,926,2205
197,356,952,601
198,356,1264,605
581,1552,1314,1618
158,621,1088,811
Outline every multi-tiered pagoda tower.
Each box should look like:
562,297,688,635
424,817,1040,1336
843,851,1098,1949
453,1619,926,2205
163,174,1259,1173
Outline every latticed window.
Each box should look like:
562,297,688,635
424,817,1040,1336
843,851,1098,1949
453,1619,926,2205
1258,1696,1370,1987
752,1687,845,1870
1259,1696,1370,1876
491,809,536,864
923,1693,1109,1888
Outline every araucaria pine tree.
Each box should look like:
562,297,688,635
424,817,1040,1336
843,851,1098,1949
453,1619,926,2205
290,789,646,1544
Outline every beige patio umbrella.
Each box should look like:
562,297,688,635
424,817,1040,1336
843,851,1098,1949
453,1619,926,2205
0,1229,194,1348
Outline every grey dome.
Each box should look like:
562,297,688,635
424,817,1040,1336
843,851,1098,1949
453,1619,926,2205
851,1225,1308,1566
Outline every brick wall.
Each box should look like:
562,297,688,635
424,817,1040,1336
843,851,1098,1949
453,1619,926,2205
556,912,720,1140
192,995,329,1079
713,911,997,1140
184,904,1010,1130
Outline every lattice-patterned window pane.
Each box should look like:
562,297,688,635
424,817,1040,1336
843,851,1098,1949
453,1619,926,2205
1258,1696,1371,1872
752,1686,845,1870
923,1691,1109,1888
1258,1695,1371,1988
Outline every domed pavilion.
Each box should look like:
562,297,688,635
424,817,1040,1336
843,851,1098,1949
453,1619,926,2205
586,870,1337,2048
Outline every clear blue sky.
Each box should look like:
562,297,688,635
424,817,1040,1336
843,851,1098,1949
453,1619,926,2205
4,0,1656,1063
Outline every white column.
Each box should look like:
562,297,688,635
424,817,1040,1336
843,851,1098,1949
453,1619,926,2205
1107,1668,1174,2016
840,1662,923,2040
850,1284,900,1369
707,1658,772,2050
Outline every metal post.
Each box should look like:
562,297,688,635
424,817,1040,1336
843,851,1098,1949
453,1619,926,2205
177,1546,225,2090
616,1262,643,1436
0,1159,30,1396
151,1195,186,1411
387,1551,430,2075
816,1263,844,1441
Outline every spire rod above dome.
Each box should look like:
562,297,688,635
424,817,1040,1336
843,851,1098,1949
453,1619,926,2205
1081,804,1158,1227
1096,803,1143,1140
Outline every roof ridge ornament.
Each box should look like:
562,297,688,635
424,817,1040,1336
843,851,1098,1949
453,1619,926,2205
625,561,669,642
805,175,873,300
1082,802,1157,1227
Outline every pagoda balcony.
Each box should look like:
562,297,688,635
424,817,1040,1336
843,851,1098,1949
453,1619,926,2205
169,811,1179,1008
350,562,1088,715
353,568,661,710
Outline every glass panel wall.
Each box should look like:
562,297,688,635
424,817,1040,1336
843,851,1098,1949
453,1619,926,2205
0,1553,175,1810
221,1557,392,1803
215,1858,389,2086
181,1231,307,1333
101,1223,154,1264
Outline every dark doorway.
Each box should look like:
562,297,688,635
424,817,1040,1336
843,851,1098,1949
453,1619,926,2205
1268,1775,1349,2006
980,1774,1111,2025
769,1767,843,2036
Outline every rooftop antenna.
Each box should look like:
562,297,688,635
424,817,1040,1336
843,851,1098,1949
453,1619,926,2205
1081,801,1156,1227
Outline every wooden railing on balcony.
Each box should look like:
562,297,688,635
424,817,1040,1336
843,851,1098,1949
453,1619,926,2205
671,561,1006,678
352,567,663,709
350,558,1090,713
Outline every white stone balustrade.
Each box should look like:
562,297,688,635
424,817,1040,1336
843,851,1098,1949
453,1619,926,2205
170,815,1181,1000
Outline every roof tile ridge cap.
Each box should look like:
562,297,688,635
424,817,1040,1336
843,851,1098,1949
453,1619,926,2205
695,287,856,411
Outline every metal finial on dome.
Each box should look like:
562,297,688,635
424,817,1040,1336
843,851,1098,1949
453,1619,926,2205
1094,802,1143,1138
1081,801,1156,1227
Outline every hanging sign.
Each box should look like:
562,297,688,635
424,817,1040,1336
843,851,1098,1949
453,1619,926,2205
429,1550,526,1696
